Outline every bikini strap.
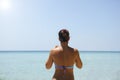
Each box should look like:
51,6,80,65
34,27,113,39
55,64,73,69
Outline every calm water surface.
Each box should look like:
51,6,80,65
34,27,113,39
0,51,120,80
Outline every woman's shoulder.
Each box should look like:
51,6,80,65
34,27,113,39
74,48,79,52
68,47,79,54
55,45,59,48
69,47,78,52
72,48,79,55
50,45,61,52
49,46,62,56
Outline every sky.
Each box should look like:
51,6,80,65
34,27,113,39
0,0,120,51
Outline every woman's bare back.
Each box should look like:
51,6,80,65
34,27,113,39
49,46,82,80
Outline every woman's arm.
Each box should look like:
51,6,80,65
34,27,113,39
75,50,83,69
45,50,53,69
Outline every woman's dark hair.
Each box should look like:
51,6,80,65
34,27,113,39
58,29,69,42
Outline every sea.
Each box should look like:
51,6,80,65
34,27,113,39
0,51,120,80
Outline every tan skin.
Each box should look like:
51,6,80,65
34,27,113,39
46,40,82,80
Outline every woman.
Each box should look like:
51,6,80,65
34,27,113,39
45,29,82,80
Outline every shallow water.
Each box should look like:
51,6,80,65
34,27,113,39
0,51,120,80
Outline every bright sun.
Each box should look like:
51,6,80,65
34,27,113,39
0,0,11,11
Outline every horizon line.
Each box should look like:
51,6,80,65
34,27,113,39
0,50,120,52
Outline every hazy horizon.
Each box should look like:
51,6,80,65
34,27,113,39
0,50,120,52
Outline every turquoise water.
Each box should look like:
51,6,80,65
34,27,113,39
0,51,120,80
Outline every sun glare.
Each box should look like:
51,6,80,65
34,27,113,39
0,0,11,11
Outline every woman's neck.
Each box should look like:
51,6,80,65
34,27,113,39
60,42,69,49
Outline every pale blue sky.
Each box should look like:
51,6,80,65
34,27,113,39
0,0,120,51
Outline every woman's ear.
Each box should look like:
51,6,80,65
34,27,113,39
58,37,61,41
68,37,70,41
